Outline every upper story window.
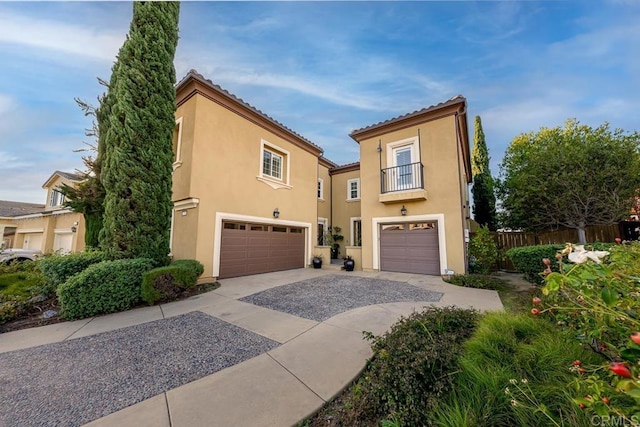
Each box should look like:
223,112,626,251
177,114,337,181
49,189,64,207
257,140,291,190
263,149,283,180
347,178,360,200
172,117,183,171
318,178,324,199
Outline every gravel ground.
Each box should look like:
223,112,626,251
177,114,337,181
0,311,279,427
240,274,443,321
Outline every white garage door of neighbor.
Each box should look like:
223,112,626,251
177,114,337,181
23,233,44,250
53,233,74,254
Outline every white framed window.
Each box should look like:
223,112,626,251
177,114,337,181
172,117,183,171
263,149,283,180
350,217,362,247
318,178,324,199
257,140,291,189
317,217,328,245
49,189,64,207
347,178,360,200
386,137,420,190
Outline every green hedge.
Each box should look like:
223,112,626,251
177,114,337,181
57,258,154,320
506,243,616,284
39,251,105,290
170,259,204,277
141,265,198,305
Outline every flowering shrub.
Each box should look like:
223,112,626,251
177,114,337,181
534,241,640,420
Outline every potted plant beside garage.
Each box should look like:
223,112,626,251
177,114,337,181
344,255,355,272
312,254,323,269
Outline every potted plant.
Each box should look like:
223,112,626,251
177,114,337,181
312,254,323,269
344,255,355,272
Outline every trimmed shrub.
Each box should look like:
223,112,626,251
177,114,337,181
0,294,29,324
352,307,479,426
141,265,198,305
170,259,204,277
0,272,46,297
57,258,154,320
39,251,105,290
468,226,499,274
506,243,616,284
506,244,565,284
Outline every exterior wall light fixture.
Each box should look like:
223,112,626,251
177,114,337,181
273,208,280,218
400,205,407,216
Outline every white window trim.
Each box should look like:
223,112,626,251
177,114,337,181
257,139,292,190
350,216,362,247
213,212,312,278
317,178,324,200
346,178,360,201
371,213,447,274
173,117,184,171
386,137,419,167
318,217,328,245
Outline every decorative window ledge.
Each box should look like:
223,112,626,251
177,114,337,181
172,161,183,171
379,189,428,204
174,198,200,210
345,198,361,203
256,176,292,190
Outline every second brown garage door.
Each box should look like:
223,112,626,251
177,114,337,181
380,222,440,275
219,222,305,279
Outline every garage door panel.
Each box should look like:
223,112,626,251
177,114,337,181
219,222,305,279
380,222,440,275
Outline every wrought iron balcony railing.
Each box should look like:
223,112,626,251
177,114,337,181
380,162,424,194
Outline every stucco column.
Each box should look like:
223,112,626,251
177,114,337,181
0,225,5,249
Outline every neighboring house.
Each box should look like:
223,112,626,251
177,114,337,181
0,171,85,254
349,96,472,275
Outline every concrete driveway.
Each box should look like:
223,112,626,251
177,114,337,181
0,268,503,427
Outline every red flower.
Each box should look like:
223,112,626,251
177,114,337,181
602,397,610,405
615,237,622,244
531,308,540,316
609,362,633,378
543,268,552,275
532,297,542,305
578,403,586,410
542,258,551,266
631,332,640,345
579,367,586,373
572,360,581,366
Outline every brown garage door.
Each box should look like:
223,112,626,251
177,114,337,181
219,222,305,279
380,222,440,275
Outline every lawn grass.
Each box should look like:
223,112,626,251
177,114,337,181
0,272,45,298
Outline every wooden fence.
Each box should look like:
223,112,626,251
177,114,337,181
474,224,624,271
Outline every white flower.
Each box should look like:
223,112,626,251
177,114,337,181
567,244,609,264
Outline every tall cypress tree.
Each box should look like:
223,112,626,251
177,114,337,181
471,116,497,231
100,2,180,265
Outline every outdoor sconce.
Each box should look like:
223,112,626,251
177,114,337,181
377,141,382,153
400,205,407,216
273,208,280,218
71,221,79,233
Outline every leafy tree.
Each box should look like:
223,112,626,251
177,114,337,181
471,116,497,230
60,96,107,248
498,119,640,243
101,2,180,265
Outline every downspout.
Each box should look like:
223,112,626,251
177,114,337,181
454,105,469,274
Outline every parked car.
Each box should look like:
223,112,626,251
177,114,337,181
0,248,42,265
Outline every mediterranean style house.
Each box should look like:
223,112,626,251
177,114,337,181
1,70,472,280
0,171,85,254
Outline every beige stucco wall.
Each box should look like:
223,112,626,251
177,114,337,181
171,93,319,278
11,211,84,253
358,115,468,274
330,168,361,251
317,164,331,225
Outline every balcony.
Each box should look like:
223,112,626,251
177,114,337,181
379,162,428,203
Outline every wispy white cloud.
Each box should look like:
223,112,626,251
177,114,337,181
0,9,125,62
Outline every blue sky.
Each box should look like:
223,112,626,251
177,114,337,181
1,1,638,203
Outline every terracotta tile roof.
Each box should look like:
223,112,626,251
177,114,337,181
330,161,360,174
350,95,467,138
54,170,83,181
0,200,45,217
319,156,338,168
176,70,324,155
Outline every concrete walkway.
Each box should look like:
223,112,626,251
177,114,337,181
0,268,503,427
